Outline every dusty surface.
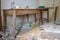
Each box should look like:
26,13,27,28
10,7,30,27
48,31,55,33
16,23,60,40
16,27,42,40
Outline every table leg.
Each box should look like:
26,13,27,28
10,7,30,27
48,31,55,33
26,14,29,23
54,11,57,22
12,10,16,40
34,14,36,23
47,9,49,22
40,11,43,25
3,14,7,32
54,7,57,22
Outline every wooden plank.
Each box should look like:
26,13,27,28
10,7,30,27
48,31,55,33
4,9,37,16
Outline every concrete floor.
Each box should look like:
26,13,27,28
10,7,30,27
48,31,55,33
0,22,60,40
16,23,60,40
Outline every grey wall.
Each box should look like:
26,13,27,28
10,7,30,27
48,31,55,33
1,0,38,9
38,0,53,7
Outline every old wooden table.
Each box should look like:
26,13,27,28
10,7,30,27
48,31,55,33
3,8,49,39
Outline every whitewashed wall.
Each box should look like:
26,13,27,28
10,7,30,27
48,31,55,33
38,0,53,7
1,0,38,9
